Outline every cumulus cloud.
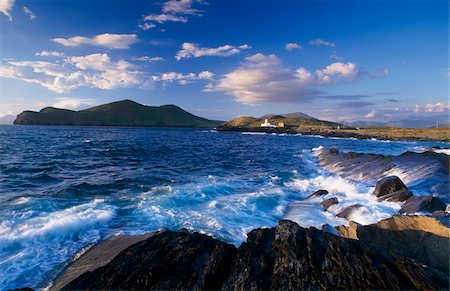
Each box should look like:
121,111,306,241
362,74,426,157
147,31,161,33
52,98,95,110
414,102,450,113
175,42,251,60
205,53,385,105
0,0,15,20
52,33,138,49
0,53,145,93
36,51,65,57
309,38,336,47
152,70,214,85
131,56,164,62
285,43,302,51
364,110,376,118
141,0,206,29
23,6,35,20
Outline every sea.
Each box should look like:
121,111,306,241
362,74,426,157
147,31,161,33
0,125,448,290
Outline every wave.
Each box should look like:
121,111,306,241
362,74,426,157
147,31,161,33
0,199,115,290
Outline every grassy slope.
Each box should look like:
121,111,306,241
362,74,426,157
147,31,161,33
220,116,342,129
14,100,222,127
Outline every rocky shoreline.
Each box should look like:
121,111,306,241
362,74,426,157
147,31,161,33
48,214,449,290
216,126,450,142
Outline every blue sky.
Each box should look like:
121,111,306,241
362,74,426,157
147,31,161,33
0,0,448,122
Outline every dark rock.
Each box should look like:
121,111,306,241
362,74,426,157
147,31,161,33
6,288,34,291
432,210,449,217
64,220,448,290
373,176,413,202
321,223,341,236
63,229,237,290
306,189,329,199
400,195,446,214
336,204,363,219
320,197,338,210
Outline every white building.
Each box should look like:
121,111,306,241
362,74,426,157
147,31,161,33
261,119,277,128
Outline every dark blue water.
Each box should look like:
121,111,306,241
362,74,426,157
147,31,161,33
0,125,447,290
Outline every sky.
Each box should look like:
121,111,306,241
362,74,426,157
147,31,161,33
0,0,448,123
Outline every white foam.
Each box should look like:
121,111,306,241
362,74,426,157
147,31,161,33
241,132,267,135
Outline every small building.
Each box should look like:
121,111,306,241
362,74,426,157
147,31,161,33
277,122,285,128
261,119,277,128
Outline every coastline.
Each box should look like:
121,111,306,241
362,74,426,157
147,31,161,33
216,126,450,142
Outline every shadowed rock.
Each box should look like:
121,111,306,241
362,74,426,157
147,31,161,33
336,204,363,219
374,176,413,202
320,197,338,210
337,215,450,274
63,220,448,290
306,189,329,199
400,195,446,214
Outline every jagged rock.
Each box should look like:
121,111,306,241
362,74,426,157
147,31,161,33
400,195,446,214
306,189,329,199
335,221,360,239
337,215,450,274
320,197,338,210
63,229,237,290
336,204,363,219
373,176,413,202
64,220,448,290
321,223,341,236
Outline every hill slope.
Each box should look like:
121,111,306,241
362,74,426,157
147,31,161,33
14,100,222,128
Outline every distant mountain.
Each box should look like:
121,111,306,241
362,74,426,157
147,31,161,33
14,100,222,128
348,120,387,128
0,114,16,124
261,112,314,120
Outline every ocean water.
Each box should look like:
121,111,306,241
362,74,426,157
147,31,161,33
0,125,448,290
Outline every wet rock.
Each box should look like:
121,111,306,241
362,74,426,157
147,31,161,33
373,176,412,202
64,220,448,290
321,223,341,236
306,189,329,199
63,229,237,290
400,195,446,214
336,204,363,219
320,197,338,210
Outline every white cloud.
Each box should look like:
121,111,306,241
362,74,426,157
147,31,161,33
309,38,336,47
205,53,384,105
52,98,95,110
414,102,450,113
23,6,35,20
330,54,343,61
0,53,145,93
140,0,207,29
52,33,138,49
285,43,302,51
36,51,65,57
0,0,15,20
175,42,251,60
152,70,214,85
131,56,164,62
364,110,376,118
144,13,187,23
139,22,156,30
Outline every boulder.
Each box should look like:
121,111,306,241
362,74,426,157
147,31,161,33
335,221,360,239
320,197,338,210
373,176,412,202
306,189,329,199
336,204,363,219
399,195,446,214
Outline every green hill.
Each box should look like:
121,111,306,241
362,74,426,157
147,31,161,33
14,100,222,128
218,113,343,130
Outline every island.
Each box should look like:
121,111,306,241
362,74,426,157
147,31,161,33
13,100,222,128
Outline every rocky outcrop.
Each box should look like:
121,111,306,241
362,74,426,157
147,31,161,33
62,219,448,290
400,195,446,214
315,148,449,203
306,189,329,199
320,197,338,210
373,176,413,202
336,215,450,274
336,204,363,219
